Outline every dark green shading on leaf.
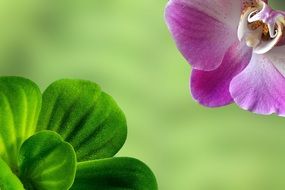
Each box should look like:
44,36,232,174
37,79,127,161
70,157,158,190
0,158,24,190
18,130,76,190
0,77,41,170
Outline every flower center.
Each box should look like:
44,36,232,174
238,0,285,54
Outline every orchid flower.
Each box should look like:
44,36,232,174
165,0,285,116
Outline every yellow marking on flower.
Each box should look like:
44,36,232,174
242,0,257,11
278,17,285,25
248,21,271,40
277,18,285,44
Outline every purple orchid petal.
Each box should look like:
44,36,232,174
165,0,241,71
191,40,252,107
230,52,285,116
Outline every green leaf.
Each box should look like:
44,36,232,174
0,158,24,190
70,157,158,190
37,79,127,161
18,130,76,190
0,76,41,170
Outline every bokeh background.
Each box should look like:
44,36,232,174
1,0,285,189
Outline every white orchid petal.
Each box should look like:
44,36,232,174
238,8,257,41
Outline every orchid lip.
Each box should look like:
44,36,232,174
238,0,285,54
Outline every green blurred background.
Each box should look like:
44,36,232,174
1,0,285,189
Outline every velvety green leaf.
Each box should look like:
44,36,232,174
70,157,158,190
0,76,41,170
0,157,24,190
37,79,127,161
18,130,76,190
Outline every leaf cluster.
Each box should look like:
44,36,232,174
0,77,157,190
